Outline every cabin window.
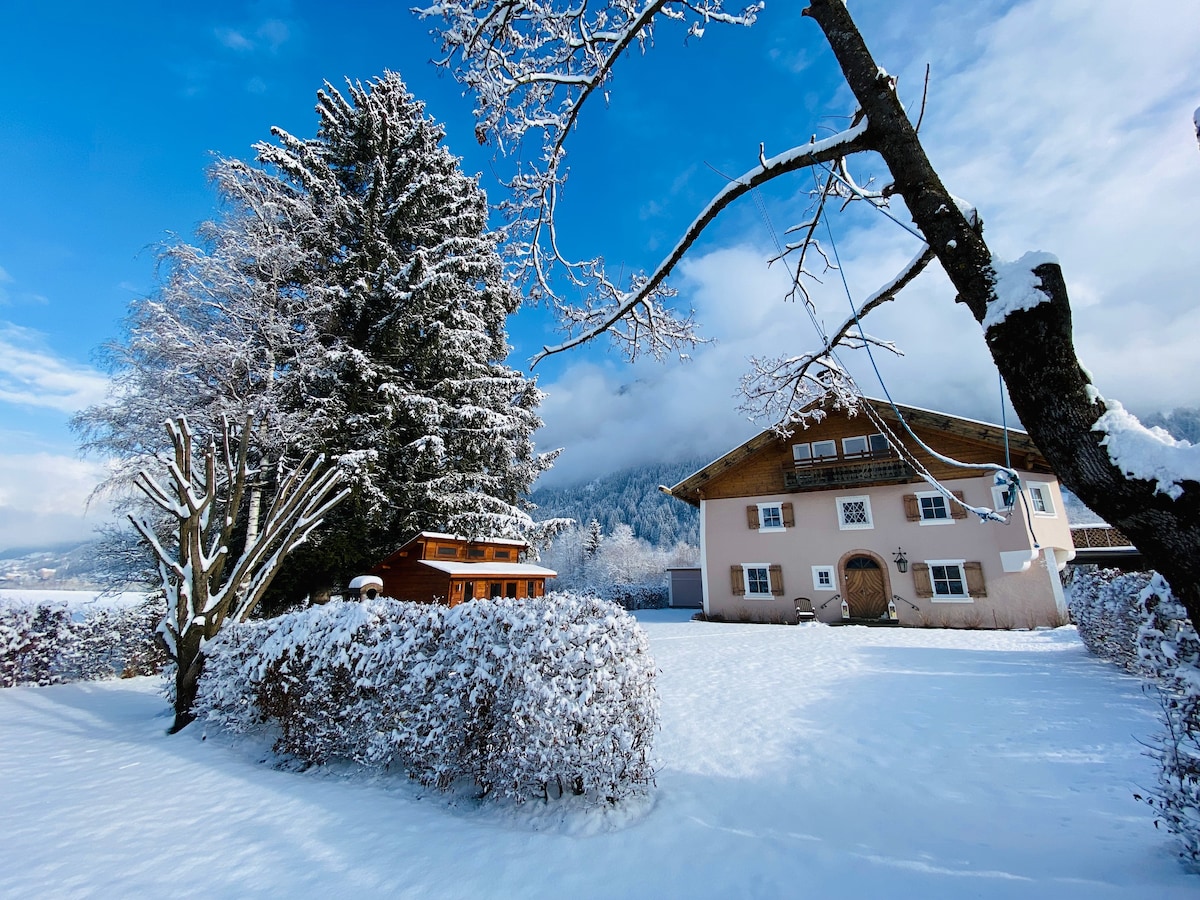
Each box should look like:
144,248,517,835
494,549,512,560
489,582,502,598
505,582,518,598
464,581,475,601
467,547,485,558
1027,482,1055,516
811,566,835,591
436,545,458,557
836,495,873,530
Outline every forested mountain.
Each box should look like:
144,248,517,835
531,456,709,547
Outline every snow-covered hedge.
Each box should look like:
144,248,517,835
196,593,660,803
1067,568,1154,672
1134,575,1200,865
0,596,167,688
595,582,668,610
1069,568,1200,864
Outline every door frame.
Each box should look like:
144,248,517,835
836,549,893,617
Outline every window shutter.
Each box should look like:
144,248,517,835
903,494,920,521
912,562,933,598
964,561,987,597
730,565,746,596
782,502,795,528
951,490,969,519
769,564,785,596
746,505,760,530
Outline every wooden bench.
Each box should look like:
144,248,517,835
794,597,817,623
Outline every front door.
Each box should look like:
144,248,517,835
844,556,888,619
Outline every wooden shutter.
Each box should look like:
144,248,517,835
903,494,920,522
951,490,969,519
769,564,785,596
746,505,760,529
781,502,795,528
964,561,987,597
730,565,746,595
912,562,933,598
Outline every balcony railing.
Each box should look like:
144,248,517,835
782,452,913,490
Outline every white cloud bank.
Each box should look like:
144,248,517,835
533,0,1200,488
0,453,115,551
0,323,109,414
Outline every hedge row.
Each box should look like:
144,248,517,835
196,593,659,804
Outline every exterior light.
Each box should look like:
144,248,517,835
893,548,909,573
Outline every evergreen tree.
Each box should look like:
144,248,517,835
77,72,557,604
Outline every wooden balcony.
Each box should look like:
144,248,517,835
782,452,914,491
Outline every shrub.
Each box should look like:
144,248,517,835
196,593,659,804
1066,568,1153,672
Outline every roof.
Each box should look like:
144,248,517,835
409,531,528,548
664,397,1049,506
418,560,557,577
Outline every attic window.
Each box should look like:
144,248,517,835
436,546,458,557
467,547,486,558
494,549,512,560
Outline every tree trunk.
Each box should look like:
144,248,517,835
171,634,204,733
805,0,1200,629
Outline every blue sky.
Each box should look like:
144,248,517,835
1,0,1198,550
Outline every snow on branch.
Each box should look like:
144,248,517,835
738,243,935,429
1093,399,1200,500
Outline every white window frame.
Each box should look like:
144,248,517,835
916,490,954,526
991,484,1016,513
812,565,836,591
792,442,812,464
927,558,971,602
836,495,874,530
757,502,785,533
743,564,773,599
1026,481,1056,517
811,440,837,461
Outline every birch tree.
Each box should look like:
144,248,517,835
418,0,1200,632
132,416,349,732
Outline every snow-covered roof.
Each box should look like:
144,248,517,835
418,560,557,577
411,531,528,548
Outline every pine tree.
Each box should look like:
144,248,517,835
77,71,558,605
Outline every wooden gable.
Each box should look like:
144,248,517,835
666,399,1052,505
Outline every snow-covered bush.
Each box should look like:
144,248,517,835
1133,575,1200,864
1067,568,1153,672
197,593,659,803
594,581,668,611
0,595,167,688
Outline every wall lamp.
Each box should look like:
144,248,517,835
893,548,909,574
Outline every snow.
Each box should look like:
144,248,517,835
0,588,148,612
0,610,1193,897
1094,399,1200,499
418,559,557,576
983,251,1061,330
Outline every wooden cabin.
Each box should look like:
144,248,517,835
368,531,556,607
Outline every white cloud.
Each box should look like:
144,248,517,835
0,323,109,414
0,453,115,551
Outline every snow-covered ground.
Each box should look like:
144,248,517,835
0,609,1192,898
0,588,148,611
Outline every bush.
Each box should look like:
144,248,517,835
0,595,168,688
1067,568,1153,672
594,582,668,610
196,593,659,804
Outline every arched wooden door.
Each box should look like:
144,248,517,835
844,556,888,619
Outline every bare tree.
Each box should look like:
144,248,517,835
418,0,1200,629
131,416,349,731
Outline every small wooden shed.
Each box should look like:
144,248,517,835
368,531,556,606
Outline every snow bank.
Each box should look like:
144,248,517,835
1093,400,1200,499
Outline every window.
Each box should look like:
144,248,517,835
991,484,1016,512
812,565,835,591
794,440,837,464
730,563,784,598
913,560,987,601
505,582,518,598
436,545,458,557
842,433,887,457
836,495,873,530
1027,482,1056,516
905,491,967,523
746,502,793,531
494,548,512,559
467,547,485,559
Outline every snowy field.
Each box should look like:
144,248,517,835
1,609,1193,898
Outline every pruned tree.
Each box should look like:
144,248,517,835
131,415,349,731
418,0,1200,632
